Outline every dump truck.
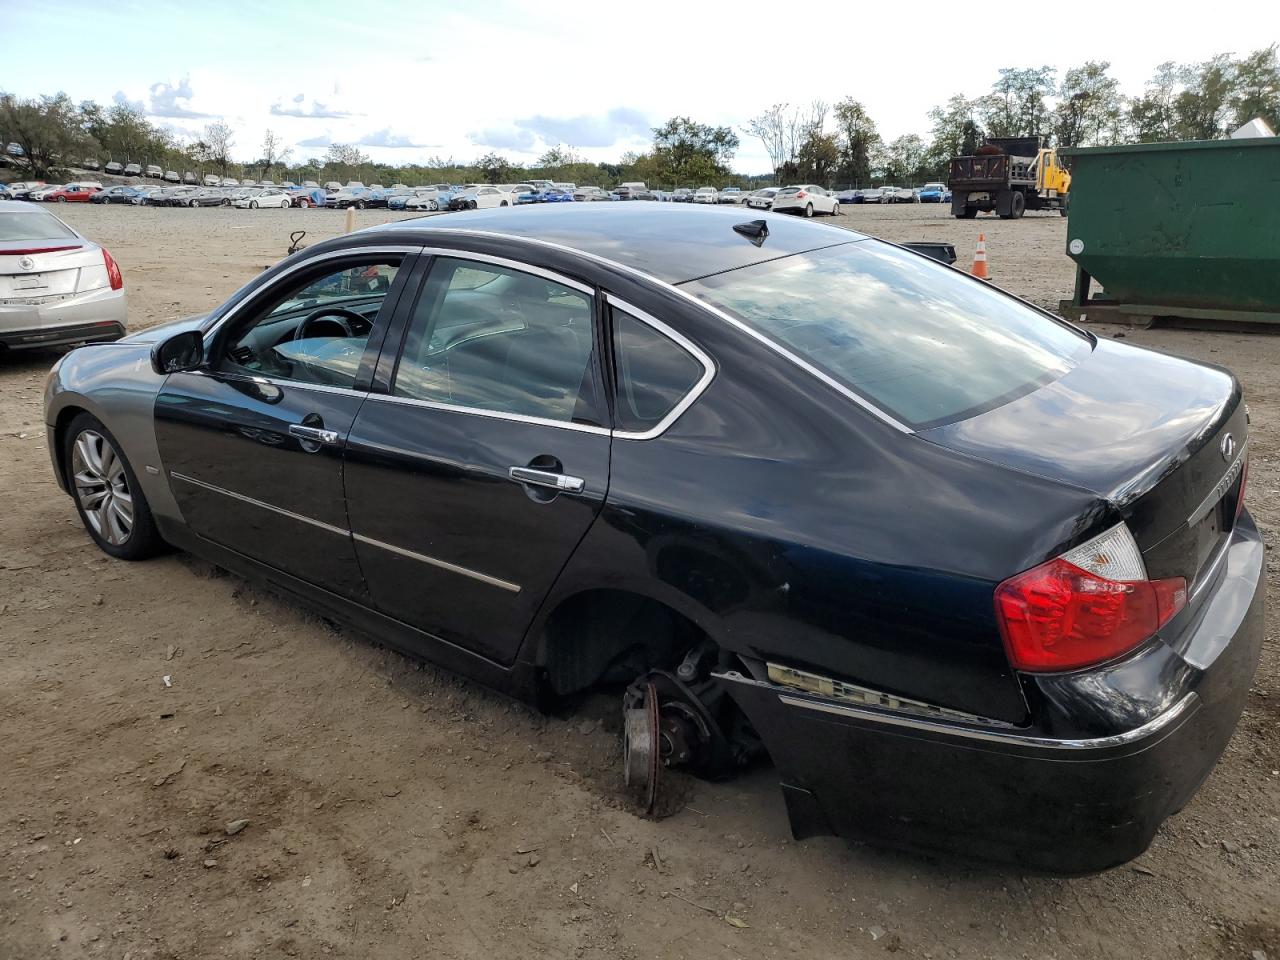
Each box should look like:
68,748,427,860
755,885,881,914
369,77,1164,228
948,135,1070,219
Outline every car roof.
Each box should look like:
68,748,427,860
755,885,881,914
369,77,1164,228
366,204,866,284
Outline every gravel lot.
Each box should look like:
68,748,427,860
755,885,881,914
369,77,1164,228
1,203,1277,960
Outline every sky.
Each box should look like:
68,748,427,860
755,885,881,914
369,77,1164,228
3,0,1276,173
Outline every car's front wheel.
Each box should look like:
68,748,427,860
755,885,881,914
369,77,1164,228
64,414,163,561
298,198,310,208
249,200,258,209
428,200,438,211
831,203,840,216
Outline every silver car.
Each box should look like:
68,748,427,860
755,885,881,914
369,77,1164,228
0,202,127,350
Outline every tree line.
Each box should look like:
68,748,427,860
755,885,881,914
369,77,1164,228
2,47,1276,188
748,47,1278,187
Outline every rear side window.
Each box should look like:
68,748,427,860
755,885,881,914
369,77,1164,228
685,240,1090,429
611,308,705,434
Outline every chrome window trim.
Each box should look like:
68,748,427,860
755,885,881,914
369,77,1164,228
169,471,349,537
716,671,1199,751
415,246,595,295
363,392,611,435
433,227,913,434
605,294,716,441
352,532,521,593
200,244,424,343
188,369,371,398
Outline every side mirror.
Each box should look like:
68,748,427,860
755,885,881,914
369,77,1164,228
151,330,205,375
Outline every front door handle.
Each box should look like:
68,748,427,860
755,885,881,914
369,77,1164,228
509,466,585,493
289,423,341,445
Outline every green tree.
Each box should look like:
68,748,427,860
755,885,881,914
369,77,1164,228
476,152,515,182
1173,54,1236,139
924,94,982,176
831,98,880,185
979,66,1057,137
884,134,927,184
1128,62,1183,142
794,129,840,183
0,92,93,178
650,116,739,185
1230,44,1280,130
1054,61,1126,147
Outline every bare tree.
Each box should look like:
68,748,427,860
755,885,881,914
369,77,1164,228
203,121,234,176
258,129,290,178
746,103,790,176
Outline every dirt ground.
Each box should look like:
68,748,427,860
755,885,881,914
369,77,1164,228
1,203,1277,960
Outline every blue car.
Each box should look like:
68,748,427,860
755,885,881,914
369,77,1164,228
918,182,951,204
533,187,575,203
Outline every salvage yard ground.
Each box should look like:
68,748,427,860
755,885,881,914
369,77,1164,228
1,204,1277,960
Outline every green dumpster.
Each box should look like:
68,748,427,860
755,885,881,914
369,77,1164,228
1058,137,1280,327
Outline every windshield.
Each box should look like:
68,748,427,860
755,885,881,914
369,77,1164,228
684,240,1090,429
0,210,78,241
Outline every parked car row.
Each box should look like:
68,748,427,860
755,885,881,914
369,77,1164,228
3,176,847,218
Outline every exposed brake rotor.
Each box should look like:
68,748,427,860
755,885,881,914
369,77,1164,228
623,681,661,814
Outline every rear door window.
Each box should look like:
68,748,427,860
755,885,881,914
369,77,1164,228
393,258,601,425
684,240,1090,429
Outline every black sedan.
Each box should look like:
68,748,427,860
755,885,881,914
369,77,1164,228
42,205,1262,872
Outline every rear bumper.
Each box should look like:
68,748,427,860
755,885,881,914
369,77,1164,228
0,289,127,350
720,514,1265,873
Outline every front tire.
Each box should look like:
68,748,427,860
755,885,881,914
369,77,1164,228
298,198,310,208
428,200,438,211
831,203,840,217
355,200,366,210
64,413,163,561
249,200,259,209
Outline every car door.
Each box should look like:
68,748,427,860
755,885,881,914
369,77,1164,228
343,253,611,664
153,247,420,598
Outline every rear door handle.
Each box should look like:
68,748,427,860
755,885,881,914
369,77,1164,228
509,466,585,493
289,424,341,445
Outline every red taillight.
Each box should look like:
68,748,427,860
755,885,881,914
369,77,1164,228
102,248,123,290
995,558,1186,672
795,191,807,199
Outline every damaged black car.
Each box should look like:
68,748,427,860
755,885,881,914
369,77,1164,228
44,205,1263,872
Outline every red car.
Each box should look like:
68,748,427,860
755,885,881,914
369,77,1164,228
46,184,100,203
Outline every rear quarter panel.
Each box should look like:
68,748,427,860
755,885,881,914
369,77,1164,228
522,279,1105,724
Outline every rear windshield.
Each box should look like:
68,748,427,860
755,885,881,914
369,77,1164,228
0,210,77,242
684,240,1090,429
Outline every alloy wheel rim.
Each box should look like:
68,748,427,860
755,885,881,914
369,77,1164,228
71,430,133,545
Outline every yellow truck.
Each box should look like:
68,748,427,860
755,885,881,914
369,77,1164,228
948,135,1071,219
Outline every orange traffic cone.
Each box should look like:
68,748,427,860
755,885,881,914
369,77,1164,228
971,234,990,280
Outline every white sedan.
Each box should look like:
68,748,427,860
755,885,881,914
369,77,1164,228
770,185,840,217
233,189,291,209
745,187,779,210
692,187,718,204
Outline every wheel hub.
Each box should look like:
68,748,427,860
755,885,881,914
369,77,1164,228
71,430,133,545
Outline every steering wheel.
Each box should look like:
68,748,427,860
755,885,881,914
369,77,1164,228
294,307,365,341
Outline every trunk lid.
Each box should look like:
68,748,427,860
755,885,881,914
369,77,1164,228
920,339,1246,589
0,242,107,300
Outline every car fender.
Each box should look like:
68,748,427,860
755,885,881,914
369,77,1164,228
44,343,185,527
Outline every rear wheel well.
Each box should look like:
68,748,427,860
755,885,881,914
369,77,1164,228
538,589,708,699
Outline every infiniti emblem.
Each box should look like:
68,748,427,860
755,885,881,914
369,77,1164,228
1220,433,1235,461
18,256,34,271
